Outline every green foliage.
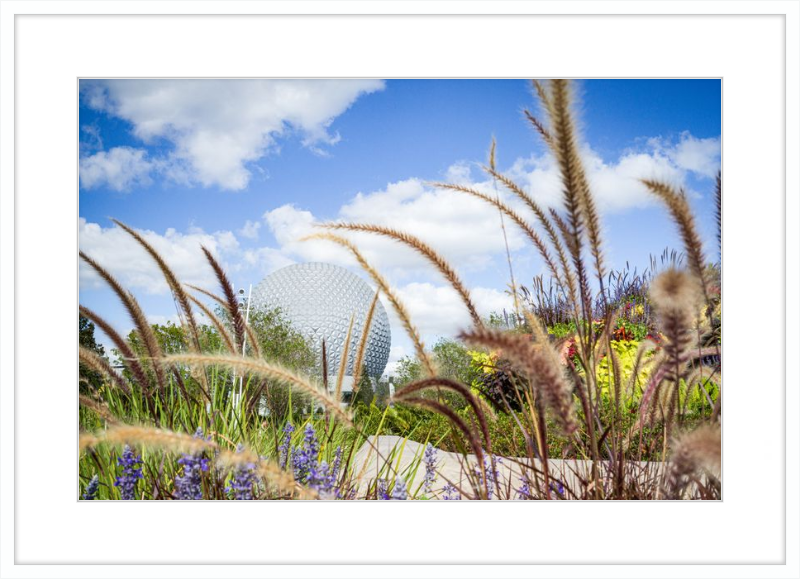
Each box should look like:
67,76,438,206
241,308,317,419
392,355,423,387
373,379,392,407
393,338,486,390
246,308,316,372
548,321,577,339
595,339,652,403
352,374,375,406
613,319,649,341
431,338,485,387
79,314,106,392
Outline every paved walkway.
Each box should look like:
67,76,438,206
351,435,668,499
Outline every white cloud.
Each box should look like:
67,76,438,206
444,161,473,184
391,282,514,340
79,147,153,192
263,204,358,267
668,132,721,178
583,148,687,211
241,246,296,277
384,345,410,376
146,314,182,326
340,178,527,272
81,79,385,190
471,286,516,318
506,145,695,214
80,124,103,153
257,179,531,283
79,218,240,294
238,219,261,240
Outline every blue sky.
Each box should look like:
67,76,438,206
79,79,721,373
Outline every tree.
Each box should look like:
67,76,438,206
393,338,483,387
374,378,392,407
431,338,484,386
216,305,318,418
350,373,375,407
392,355,423,387
245,308,316,372
79,314,106,393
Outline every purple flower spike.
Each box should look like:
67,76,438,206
442,483,461,500
377,478,389,500
114,445,143,500
331,446,343,481
278,422,295,470
82,474,100,500
174,428,210,500
474,454,501,499
227,444,257,500
292,424,319,483
422,443,437,494
391,479,408,500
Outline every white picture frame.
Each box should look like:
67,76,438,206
1,2,797,578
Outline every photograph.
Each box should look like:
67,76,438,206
77,78,722,502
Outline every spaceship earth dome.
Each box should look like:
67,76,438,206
249,262,391,379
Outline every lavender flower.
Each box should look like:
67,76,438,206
306,460,336,497
474,454,501,499
292,424,319,483
377,478,390,500
549,480,565,498
391,479,408,500
114,445,143,500
278,422,295,470
516,478,531,500
422,443,437,494
442,483,461,500
226,444,257,500
82,475,100,500
330,446,343,481
174,428,210,500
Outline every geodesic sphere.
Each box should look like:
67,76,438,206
249,262,391,378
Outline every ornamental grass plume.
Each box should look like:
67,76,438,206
112,219,204,357
303,232,435,377
79,252,167,394
459,328,578,436
649,270,702,398
101,425,218,456
646,267,705,460
114,445,143,500
666,424,721,499
165,353,353,426
351,292,381,393
321,222,483,328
